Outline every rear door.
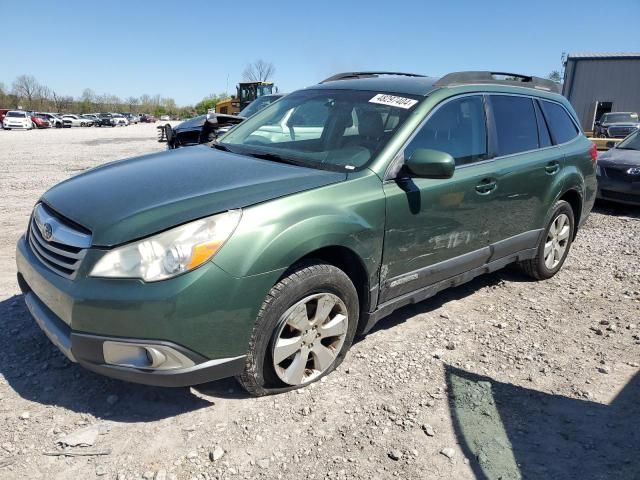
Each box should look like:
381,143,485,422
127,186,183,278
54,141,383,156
481,94,563,256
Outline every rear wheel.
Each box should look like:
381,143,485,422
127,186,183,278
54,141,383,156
237,261,358,396
520,200,575,280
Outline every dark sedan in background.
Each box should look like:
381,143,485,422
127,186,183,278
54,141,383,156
597,130,640,205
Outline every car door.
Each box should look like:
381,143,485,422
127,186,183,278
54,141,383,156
480,94,563,256
380,94,499,303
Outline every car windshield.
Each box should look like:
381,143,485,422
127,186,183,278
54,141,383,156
220,89,422,171
7,111,25,118
616,130,640,150
603,113,638,123
239,95,282,118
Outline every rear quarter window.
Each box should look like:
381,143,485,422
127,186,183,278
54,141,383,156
539,100,579,144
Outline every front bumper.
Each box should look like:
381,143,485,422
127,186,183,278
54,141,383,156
16,235,279,386
597,176,640,206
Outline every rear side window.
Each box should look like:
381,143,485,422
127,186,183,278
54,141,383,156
534,101,552,148
539,100,579,144
405,95,488,166
490,95,539,156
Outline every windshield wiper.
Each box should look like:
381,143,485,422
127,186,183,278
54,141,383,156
211,142,232,152
244,151,299,166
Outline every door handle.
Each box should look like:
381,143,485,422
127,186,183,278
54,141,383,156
545,161,560,174
475,179,497,195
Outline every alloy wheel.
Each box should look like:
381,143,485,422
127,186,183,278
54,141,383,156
272,293,348,386
544,213,570,269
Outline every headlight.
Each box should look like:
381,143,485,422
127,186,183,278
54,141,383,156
595,164,602,176
90,210,241,282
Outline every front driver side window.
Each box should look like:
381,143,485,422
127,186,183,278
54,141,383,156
404,95,488,166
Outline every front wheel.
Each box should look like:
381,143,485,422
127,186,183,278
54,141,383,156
519,200,575,280
237,261,359,396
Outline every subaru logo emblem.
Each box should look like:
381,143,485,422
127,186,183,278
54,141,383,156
42,223,53,241
627,167,640,176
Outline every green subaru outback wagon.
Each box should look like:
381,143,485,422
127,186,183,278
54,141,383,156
16,71,597,395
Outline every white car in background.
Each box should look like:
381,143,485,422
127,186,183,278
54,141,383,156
62,115,92,127
111,114,129,126
2,111,34,130
82,114,101,126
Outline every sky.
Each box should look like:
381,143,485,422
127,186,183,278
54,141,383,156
2,0,640,106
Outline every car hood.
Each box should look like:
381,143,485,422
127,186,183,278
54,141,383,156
41,145,346,247
598,148,640,167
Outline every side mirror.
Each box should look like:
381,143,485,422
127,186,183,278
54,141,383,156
606,141,616,149
404,149,455,179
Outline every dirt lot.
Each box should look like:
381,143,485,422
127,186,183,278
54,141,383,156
0,125,638,480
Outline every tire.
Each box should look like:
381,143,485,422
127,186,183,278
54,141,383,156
519,200,575,280
30,122,36,129
237,261,359,396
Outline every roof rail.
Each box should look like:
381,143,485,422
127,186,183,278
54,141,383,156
434,71,560,93
320,71,426,83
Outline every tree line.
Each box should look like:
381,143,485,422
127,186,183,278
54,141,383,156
0,74,195,118
1,60,276,118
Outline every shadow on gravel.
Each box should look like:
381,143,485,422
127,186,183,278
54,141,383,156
593,199,640,218
446,365,640,480
0,294,213,422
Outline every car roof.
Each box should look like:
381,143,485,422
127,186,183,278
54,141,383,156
314,75,439,96
311,71,562,98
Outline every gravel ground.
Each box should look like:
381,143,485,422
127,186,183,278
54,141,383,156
0,125,638,480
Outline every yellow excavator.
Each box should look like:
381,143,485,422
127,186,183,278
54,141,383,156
215,81,275,115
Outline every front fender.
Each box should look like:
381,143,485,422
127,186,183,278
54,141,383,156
213,173,386,286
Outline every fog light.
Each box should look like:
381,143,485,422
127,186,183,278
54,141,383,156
103,341,195,370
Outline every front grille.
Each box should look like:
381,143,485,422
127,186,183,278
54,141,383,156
600,189,640,204
603,167,633,183
608,126,636,138
27,204,91,280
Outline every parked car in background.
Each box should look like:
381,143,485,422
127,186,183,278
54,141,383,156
82,114,101,126
159,115,170,121
15,71,596,394
596,129,640,205
162,95,286,149
37,113,64,128
595,112,640,138
163,113,245,149
0,109,10,124
28,112,50,129
62,114,92,127
96,113,115,127
3,110,33,130
111,114,129,126
125,113,140,124
140,114,157,123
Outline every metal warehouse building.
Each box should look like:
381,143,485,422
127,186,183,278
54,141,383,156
562,52,640,131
